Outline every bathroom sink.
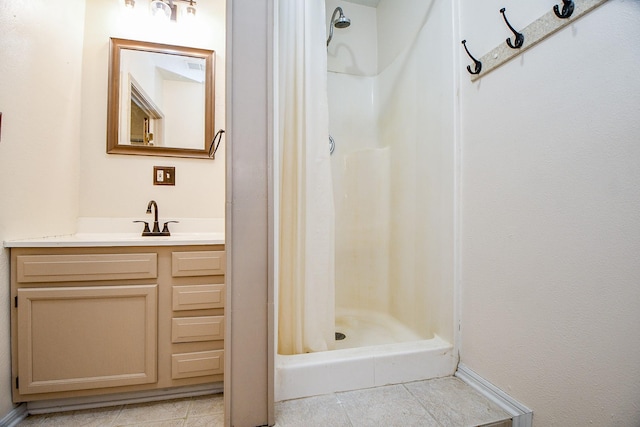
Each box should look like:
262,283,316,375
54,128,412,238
4,232,225,248
3,218,225,248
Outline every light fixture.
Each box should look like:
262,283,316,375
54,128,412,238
124,0,135,8
150,0,172,21
186,0,196,18
137,0,196,22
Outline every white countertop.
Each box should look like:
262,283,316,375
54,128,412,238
3,217,225,248
4,232,225,248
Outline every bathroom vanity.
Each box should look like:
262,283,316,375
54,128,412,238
6,234,225,404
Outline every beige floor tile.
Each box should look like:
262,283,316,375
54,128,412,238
20,406,122,427
337,384,440,427
17,414,46,426
187,394,224,417
16,377,515,427
184,413,225,427
116,419,185,427
275,394,352,427
405,377,511,427
114,399,190,425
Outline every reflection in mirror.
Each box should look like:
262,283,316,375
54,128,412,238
129,74,164,146
107,38,215,159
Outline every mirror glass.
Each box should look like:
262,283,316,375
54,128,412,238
107,38,215,159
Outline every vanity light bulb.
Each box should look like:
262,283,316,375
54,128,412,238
186,5,196,18
124,0,135,9
150,0,171,21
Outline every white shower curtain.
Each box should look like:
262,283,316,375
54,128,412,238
278,0,335,355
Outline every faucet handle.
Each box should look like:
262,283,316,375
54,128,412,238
133,220,151,235
162,221,179,235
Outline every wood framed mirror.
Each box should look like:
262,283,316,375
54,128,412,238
107,38,215,159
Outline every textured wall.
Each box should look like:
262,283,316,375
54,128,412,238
459,0,640,425
78,0,226,220
0,0,86,415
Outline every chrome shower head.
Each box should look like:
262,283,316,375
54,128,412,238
327,7,351,47
333,13,351,28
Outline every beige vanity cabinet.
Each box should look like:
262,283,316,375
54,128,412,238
10,245,225,403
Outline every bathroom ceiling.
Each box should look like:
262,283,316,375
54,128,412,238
344,0,380,8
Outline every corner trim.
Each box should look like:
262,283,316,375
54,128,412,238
0,403,27,427
455,364,533,427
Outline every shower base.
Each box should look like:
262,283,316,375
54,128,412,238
275,309,456,401
334,308,426,350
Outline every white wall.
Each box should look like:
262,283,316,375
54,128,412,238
0,0,86,415
79,0,226,220
163,80,206,149
459,0,640,425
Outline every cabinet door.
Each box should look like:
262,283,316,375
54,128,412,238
17,285,157,395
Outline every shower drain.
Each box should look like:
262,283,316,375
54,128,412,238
335,332,346,341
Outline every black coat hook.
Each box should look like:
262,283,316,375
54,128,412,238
461,40,482,75
500,8,524,49
553,0,574,19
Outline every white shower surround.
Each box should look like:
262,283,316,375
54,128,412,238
275,0,457,400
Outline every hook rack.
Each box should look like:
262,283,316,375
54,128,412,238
463,0,608,82
500,8,524,49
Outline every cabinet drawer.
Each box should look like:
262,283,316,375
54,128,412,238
16,253,157,283
171,350,224,379
171,251,225,277
172,316,224,343
172,284,224,311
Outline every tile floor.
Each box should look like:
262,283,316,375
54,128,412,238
17,394,224,427
17,377,511,427
275,377,511,427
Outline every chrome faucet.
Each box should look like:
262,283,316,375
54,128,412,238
146,200,160,233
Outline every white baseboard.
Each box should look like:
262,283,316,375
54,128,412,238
455,364,533,427
0,403,27,427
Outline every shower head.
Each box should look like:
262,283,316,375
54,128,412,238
327,7,351,47
333,11,351,28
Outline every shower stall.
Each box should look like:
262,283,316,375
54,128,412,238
276,0,458,401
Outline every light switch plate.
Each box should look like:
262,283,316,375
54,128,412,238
153,166,175,185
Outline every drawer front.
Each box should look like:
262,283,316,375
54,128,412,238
171,251,225,277
172,316,224,343
172,284,224,311
16,253,157,283
171,350,224,379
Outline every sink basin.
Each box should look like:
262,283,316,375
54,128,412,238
3,217,225,248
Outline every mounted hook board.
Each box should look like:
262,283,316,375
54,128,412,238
465,0,609,82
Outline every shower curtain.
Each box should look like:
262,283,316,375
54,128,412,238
278,0,335,354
